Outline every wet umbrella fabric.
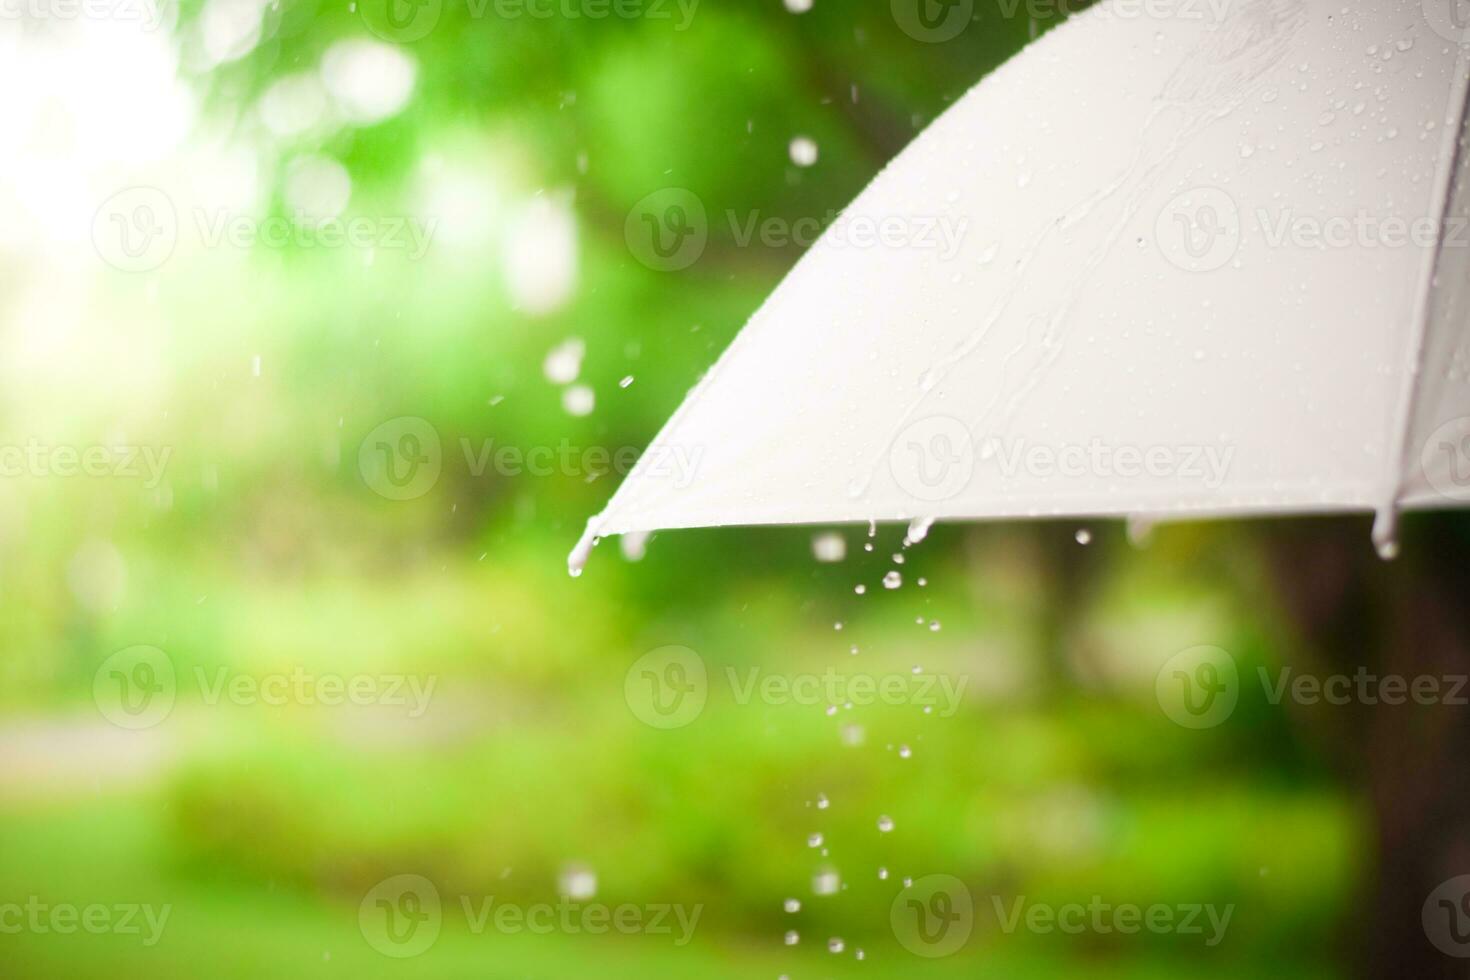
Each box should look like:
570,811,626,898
571,0,1470,573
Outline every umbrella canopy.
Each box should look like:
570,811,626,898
571,0,1470,574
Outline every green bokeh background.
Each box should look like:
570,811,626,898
0,2,1371,976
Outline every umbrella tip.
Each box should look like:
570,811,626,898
568,519,602,577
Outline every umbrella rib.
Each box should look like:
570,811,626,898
1375,40,1470,558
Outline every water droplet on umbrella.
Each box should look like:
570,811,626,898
877,815,894,833
808,833,823,847
882,571,903,589
789,136,819,167
784,898,801,913
828,938,845,954
904,516,933,545
784,930,800,946
1075,528,1092,545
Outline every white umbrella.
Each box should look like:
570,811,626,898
570,0,1470,574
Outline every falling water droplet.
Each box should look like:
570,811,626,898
905,516,934,545
562,385,595,417
812,532,846,563
558,863,598,900
543,337,585,384
789,136,819,167
1075,528,1092,545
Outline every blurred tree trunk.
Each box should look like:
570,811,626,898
1266,515,1470,979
